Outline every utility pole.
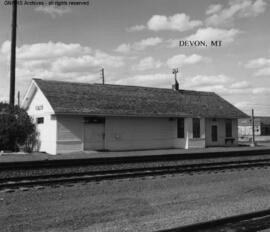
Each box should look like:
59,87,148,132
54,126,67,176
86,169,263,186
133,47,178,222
100,68,105,84
251,108,256,147
9,0,17,106
172,68,179,90
17,91,20,107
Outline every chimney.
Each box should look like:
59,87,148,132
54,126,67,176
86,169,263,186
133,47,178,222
172,68,179,91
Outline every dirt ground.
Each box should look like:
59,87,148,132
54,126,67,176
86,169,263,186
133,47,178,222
1,167,270,232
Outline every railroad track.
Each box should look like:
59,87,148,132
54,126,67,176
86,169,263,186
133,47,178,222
1,158,270,191
157,208,270,231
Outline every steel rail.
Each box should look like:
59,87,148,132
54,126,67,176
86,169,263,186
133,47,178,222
156,208,270,232
1,149,270,170
1,158,270,190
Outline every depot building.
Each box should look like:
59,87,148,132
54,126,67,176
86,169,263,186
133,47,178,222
22,79,247,155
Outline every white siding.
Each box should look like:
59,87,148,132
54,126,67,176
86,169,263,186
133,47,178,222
205,118,238,147
27,88,57,154
56,116,83,154
105,117,176,150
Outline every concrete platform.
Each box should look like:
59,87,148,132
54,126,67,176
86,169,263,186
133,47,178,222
1,143,270,163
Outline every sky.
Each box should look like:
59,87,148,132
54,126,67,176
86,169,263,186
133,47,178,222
0,0,269,115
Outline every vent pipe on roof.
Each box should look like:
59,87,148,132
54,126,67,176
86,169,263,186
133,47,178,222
172,68,179,91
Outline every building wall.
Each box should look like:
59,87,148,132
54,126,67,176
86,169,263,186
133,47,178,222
27,88,57,154
53,116,239,154
238,125,261,137
105,117,176,150
205,118,238,147
56,116,84,154
55,116,207,153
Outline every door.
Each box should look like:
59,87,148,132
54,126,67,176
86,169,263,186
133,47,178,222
84,117,105,150
211,125,218,142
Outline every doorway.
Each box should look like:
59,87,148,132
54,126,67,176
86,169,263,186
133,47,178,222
84,117,105,150
211,125,218,142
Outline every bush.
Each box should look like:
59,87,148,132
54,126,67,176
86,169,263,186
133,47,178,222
0,102,37,152
23,126,40,153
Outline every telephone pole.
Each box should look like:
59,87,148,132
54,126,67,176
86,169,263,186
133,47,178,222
9,0,17,106
101,68,105,84
250,108,256,147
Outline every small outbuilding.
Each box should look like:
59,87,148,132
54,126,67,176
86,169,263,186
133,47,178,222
22,79,247,155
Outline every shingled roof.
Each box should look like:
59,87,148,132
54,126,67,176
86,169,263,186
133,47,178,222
33,79,247,118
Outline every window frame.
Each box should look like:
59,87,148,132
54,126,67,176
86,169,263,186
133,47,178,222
36,117,44,124
177,118,185,138
225,119,232,138
192,118,200,138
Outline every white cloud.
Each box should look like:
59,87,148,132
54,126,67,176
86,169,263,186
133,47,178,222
126,25,145,32
245,57,270,76
147,13,202,32
245,58,270,68
35,5,71,18
186,27,240,44
132,57,162,71
0,41,124,85
188,74,232,87
114,44,131,53
205,0,267,26
252,87,270,94
167,54,207,68
230,81,251,89
115,73,171,88
206,4,223,15
134,37,163,50
114,37,163,53
254,67,270,76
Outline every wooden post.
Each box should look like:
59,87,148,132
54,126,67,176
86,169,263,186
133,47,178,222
251,108,256,147
9,0,17,106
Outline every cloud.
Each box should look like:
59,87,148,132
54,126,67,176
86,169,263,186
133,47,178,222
188,74,232,87
252,87,270,94
126,25,145,32
186,27,240,44
114,37,163,53
147,13,202,32
132,57,162,71
167,54,207,68
115,73,171,88
15,41,91,60
35,5,71,18
114,44,131,53
183,74,254,96
0,40,124,85
245,57,270,76
205,0,267,26
230,81,251,89
134,37,163,50
245,58,270,68
206,4,223,15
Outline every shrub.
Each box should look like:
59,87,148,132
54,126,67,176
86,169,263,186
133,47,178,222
0,102,36,152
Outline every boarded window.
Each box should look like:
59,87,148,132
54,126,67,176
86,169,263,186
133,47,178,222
212,125,218,141
37,117,44,124
193,118,200,138
225,119,232,137
177,118,185,138
84,117,105,124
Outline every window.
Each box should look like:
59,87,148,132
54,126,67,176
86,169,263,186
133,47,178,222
36,117,44,124
193,118,200,138
177,118,185,138
225,119,232,137
84,117,105,124
211,125,218,141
